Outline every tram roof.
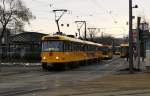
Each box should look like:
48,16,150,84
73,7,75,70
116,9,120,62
42,35,103,46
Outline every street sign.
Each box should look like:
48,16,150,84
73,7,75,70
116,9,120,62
139,23,150,40
132,29,137,43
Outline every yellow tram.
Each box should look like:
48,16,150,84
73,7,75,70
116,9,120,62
120,44,129,58
99,45,113,59
114,46,121,55
41,35,103,70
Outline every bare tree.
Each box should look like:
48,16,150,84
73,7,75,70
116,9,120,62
0,0,35,41
0,0,35,70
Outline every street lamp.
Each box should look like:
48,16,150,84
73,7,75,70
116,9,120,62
129,0,138,73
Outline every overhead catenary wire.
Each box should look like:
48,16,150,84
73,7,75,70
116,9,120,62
28,0,112,22
25,0,131,37
31,0,50,6
88,0,119,24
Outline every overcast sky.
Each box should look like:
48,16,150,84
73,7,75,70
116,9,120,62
22,0,150,38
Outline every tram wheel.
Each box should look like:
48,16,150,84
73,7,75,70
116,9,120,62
62,63,70,70
53,63,69,71
71,62,79,68
42,63,49,71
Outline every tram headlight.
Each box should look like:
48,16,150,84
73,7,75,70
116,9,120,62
56,56,59,60
43,57,46,60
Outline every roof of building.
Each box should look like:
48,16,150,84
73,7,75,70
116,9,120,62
10,32,47,43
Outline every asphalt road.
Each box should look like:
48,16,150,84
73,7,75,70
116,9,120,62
0,56,128,96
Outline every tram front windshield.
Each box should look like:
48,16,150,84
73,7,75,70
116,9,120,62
121,47,128,53
42,40,63,52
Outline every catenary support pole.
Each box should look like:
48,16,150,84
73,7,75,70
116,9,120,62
137,17,141,70
129,0,134,73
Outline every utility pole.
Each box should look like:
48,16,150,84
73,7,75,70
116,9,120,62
0,42,1,72
53,9,67,34
77,29,81,38
75,22,84,38
140,22,149,61
129,0,134,73
97,28,105,38
101,32,104,38
87,28,97,41
137,17,141,70
85,22,87,40
75,21,87,40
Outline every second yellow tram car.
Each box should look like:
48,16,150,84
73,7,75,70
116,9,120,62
120,44,129,58
99,45,113,59
41,35,103,70
114,46,121,55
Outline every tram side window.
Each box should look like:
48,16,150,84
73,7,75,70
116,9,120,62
89,45,92,51
80,44,83,51
77,43,81,51
72,42,78,51
63,41,74,51
81,44,85,51
80,44,84,51
86,45,88,51
86,45,89,51
71,42,74,51
89,45,93,51
88,45,90,51
96,46,98,51
69,42,73,51
72,42,88,51
74,42,78,51
63,42,66,51
90,46,92,51
95,46,98,51
92,46,95,51
69,42,72,51
63,42,69,51
91,45,95,51
84,45,87,51
76,43,79,51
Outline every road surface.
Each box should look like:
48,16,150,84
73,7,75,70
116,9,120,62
0,56,131,96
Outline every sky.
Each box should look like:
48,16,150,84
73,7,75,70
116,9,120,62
22,0,150,38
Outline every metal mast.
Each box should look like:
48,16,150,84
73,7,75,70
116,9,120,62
129,0,134,73
75,21,87,40
53,9,67,34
